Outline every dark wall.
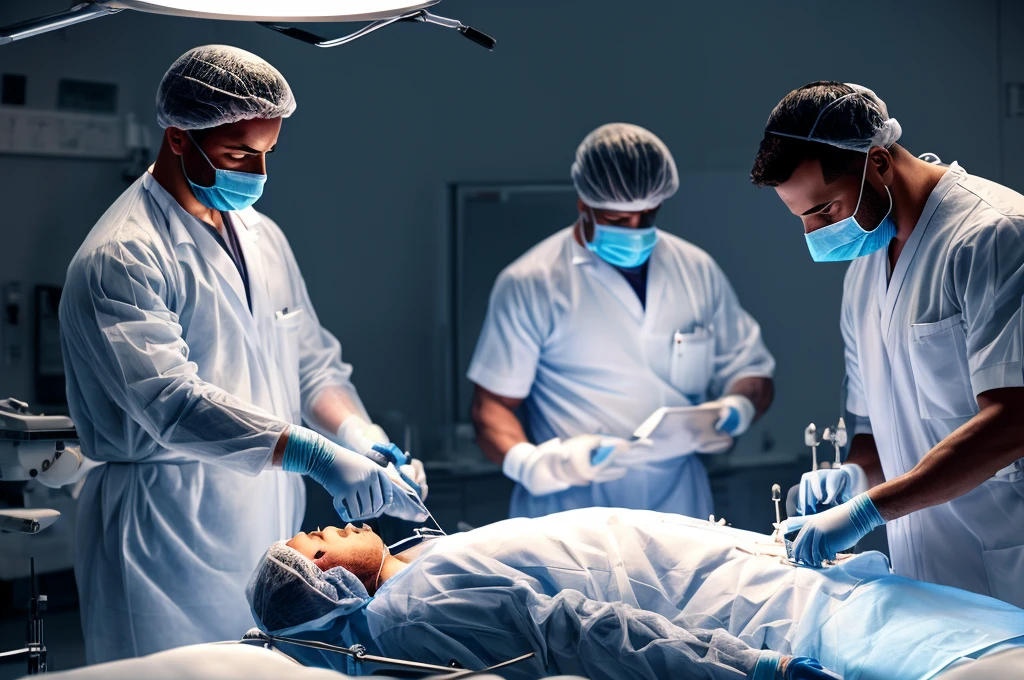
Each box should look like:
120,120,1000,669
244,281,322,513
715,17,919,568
0,0,1018,454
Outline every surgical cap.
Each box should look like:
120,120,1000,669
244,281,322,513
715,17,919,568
571,123,679,211
766,83,901,153
156,45,296,130
246,542,369,635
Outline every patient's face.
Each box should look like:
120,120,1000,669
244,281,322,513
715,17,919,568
287,524,384,585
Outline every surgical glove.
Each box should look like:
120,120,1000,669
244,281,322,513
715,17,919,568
380,462,430,523
782,492,885,567
784,657,843,680
402,458,428,501
709,394,756,436
790,464,869,516
283,426,392,522
336,414,390,457
691,395,753,453
502,435,628,496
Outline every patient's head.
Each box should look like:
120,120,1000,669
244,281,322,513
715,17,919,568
287,524,386,592
246,525,389,635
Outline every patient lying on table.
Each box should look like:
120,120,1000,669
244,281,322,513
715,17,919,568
246,508,1024,680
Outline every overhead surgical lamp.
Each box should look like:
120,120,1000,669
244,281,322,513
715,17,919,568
0,1,496,50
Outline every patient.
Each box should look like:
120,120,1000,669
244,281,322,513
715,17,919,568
247,508,1024,680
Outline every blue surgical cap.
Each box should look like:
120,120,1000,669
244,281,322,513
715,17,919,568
246,542,369,636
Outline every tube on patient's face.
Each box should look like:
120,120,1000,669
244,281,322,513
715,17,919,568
287,524,385,577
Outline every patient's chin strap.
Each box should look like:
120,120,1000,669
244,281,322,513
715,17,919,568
244,630,534,677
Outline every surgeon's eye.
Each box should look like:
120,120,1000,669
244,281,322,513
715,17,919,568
314,550,325,560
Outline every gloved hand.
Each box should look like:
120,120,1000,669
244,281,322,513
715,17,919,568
370,443,429,501
282,426,426,523
695,394,755,453
780,493,885,567
336,414,390,457
403,458,428,501
783,656,843,680
787,464,869,517
502,435,629,496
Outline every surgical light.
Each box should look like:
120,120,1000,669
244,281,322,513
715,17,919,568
0,1,496,50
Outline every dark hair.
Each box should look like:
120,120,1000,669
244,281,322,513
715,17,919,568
751,81,873,187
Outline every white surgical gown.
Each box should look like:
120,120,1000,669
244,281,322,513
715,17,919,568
468,228,774,518
842,162,1024,606
60,172,367,662
285,509,1024,680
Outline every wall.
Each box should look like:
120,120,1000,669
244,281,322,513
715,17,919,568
0,0,1017,454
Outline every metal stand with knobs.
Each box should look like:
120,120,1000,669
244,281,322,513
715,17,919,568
0,556,49,674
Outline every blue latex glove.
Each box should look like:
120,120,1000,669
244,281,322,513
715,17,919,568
785,657,843,680
283,426,390,521
791,464,869,516
283,427,427,523
781,493,885,567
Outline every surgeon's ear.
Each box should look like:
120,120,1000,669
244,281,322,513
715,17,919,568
166,127,187,156
869,147,894,186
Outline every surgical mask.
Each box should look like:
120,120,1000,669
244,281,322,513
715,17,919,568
182,131,266,211
585,210,658,268
804,158,896,262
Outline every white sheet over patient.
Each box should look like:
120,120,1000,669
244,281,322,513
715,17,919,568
271,508,1024,680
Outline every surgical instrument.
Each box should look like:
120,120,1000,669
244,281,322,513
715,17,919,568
804,423,819,472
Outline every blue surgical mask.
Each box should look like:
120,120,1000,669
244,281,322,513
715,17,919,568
182,131,266,211
585,211,658,268
805,158,896,262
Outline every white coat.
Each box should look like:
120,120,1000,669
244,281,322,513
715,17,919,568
468,227,775,518
842,162,1024,607
60,172,366,662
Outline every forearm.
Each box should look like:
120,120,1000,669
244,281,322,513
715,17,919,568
728,376,774,419
870,395,1024,521
846,433,885,487
272,428,289,467
134,375,287,474
471,392,529,465
307,386,365,436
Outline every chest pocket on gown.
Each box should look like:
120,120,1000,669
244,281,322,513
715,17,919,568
908,314,978,420
668,327,715,401
274,307,304,422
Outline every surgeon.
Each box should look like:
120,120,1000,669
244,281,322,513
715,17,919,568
469,123,776,519
753,82,1024,606
59,45,427,663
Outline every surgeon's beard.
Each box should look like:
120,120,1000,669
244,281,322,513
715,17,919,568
853,178,892,232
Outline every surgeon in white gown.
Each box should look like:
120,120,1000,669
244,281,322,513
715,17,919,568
59,46,426,663
752,82,1024,607
469,123,775,519
246,508,1024,680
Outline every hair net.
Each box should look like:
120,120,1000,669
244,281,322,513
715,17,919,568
246,542,369,636
156,45,296,130
571,123,679,211
766,83,901,153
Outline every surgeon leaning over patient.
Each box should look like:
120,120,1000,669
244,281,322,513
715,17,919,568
469,123,776,519
59,45,427,663
754,82,1024,607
